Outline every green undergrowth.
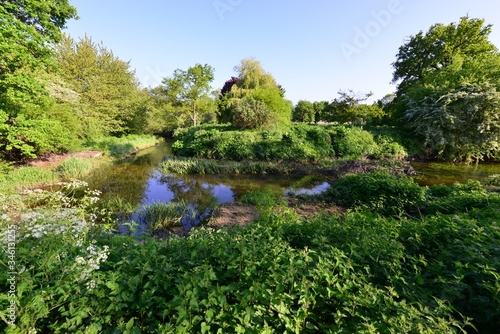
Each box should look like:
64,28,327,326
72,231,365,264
1,175,498,332
172,123,410,161
85,134,161,158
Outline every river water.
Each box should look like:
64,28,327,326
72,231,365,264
83,144,500,221
84,144,329,211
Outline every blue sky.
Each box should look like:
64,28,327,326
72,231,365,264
64,0,500,105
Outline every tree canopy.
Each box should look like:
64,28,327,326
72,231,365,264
391,16,500,161
158,64,216,127
0,0,78,160
219,58,292,129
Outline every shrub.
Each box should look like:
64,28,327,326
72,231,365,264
320,171,425,215
326,125,378,158
231,97,273,129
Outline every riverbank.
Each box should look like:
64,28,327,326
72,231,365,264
0,135,162,194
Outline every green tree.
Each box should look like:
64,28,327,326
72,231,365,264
159,64,216,127
392,17,499,94
324,90,385,125
219,58,292,129
391,17,500,160
293,100,315,122
0,0,78,160
55,34,140,136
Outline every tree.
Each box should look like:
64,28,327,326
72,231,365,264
55,34,140,136
219,58,292,128
293,100,315,122
392,17,499,94
391,17,500,160
323,90,385,124
405,82,500,162
160,64,216,127
0,0,78,160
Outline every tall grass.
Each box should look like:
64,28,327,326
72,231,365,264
85,134,161,158
135,201,193,231
0,167,58,193
57,157,96,179
158,155,291,175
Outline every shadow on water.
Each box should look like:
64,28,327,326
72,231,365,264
85,144,329,233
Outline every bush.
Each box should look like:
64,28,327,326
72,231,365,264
319,171,425,215
172,123,335,161
326,125,379,158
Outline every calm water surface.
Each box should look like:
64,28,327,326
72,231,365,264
84,144,500,227
84,144,329,211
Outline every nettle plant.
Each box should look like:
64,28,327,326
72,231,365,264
0,180,111,333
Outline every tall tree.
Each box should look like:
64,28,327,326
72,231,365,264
0,0,77,160
293,100,315,122
219,58,292,128
391,17,500,161
323,90,385,125
159,64,216,127
55,34,140,136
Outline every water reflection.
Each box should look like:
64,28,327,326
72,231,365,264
84,144,330,231
411,162,500,186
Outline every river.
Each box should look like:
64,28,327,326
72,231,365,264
82,144,500,229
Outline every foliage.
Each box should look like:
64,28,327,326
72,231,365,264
4,176,500,332
318,171,426,215
172,123,336,161
54,34,141,136
391,17,500,161
292,100,316,123
392,17,499,93
404,82,500,162
218,58,292,128
171,123,412,161
0,2,78,161
156,64,216,127
321,90,386,125
230,96,273,129
326,125,379,158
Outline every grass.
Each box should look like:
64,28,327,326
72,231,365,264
85,134,161,158
57,157,97,180
135,201,193,232
158,155,292,175
0,167,58,194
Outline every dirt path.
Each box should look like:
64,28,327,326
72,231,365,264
27,151,104,168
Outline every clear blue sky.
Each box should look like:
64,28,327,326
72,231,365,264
64,0,500,105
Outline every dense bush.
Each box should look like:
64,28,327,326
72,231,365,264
172,123,410,162
172,123,336,161
318,171,426,215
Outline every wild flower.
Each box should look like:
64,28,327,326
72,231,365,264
75,242,109,281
